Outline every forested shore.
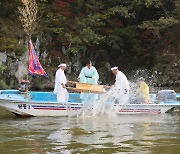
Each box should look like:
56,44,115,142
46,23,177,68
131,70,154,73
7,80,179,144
0,0,179,91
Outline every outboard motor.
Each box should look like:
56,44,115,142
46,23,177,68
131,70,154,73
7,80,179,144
157,90,177,102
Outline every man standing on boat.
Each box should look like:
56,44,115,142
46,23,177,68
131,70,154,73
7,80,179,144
54,63,69,103
111,66,129,104
78,59,99,103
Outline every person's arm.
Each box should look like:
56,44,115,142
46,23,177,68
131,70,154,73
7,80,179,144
114,73,121,89
92,67,99,82
18,84,21,90
61,83,66,88
56,70,66,88
78,68,85,82
55,70,61,84
61,72,68,88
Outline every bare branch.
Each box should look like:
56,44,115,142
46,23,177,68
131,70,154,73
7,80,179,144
18,0,38,38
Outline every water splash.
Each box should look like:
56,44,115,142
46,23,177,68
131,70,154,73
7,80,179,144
67,87,129,117
67,69,167,117
92,87,129,116
128,69,160,93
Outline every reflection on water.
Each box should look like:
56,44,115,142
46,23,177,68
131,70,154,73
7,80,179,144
0,111,179,153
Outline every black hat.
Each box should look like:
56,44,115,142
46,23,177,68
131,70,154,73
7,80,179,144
84,58,91,65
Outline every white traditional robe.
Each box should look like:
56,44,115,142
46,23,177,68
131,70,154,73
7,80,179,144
114,71,129,104
54,68,69,102
78,66,99,103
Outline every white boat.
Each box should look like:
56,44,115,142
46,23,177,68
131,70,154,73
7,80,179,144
0,89,179,116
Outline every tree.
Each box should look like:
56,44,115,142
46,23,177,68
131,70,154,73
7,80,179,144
18,0,38,39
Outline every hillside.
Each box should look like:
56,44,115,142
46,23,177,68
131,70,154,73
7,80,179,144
0,0,179,91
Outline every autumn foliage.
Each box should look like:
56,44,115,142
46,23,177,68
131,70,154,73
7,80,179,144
55,0,75,16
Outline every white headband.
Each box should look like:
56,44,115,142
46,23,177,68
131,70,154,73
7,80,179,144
58,63,67,67
111,67,118,71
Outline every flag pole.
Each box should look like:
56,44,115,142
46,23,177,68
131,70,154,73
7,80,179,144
26,39,30,94
27,38,29,80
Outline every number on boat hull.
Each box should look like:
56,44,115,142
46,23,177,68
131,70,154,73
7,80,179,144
18,104,31,109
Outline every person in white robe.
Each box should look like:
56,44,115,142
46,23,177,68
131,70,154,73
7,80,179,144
54,63,69,103
78,60,99,103
111,67,129,104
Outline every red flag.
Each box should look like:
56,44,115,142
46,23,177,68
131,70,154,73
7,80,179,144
28,40,48,77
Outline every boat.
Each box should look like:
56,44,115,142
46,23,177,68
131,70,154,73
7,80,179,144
0,40,179,116
0,89,179,116
0,90,82,116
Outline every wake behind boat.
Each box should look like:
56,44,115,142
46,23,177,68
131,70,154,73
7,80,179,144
0,89,179,116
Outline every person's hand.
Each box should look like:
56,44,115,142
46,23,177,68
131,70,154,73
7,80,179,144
61,83,66,88
110,85,114,89
92,77,95,80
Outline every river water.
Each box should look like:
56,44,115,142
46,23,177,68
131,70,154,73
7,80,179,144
0,108,179,154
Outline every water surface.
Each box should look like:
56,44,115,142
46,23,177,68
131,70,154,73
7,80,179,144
0,108,179,154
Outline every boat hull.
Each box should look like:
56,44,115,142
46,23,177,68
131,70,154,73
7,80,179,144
0,99,178,116
116,104,176,114
0,100,83,116
0,90,179,116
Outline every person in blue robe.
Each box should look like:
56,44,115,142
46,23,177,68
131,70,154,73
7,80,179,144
78,60,99,103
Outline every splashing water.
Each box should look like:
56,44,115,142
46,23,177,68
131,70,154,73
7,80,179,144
67,69,166,117
67,87,129,117
92,87,129,116
128,69,161,93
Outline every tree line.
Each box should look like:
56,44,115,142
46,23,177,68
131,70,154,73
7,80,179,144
0,0,179,87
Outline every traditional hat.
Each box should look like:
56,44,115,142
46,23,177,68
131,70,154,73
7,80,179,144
58,63,67,67
84,58,92,65
111,66,118,71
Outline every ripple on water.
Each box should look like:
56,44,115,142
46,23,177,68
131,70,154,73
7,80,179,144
0,113,179,153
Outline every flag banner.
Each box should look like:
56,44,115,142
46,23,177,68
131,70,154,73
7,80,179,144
28,40,48,77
